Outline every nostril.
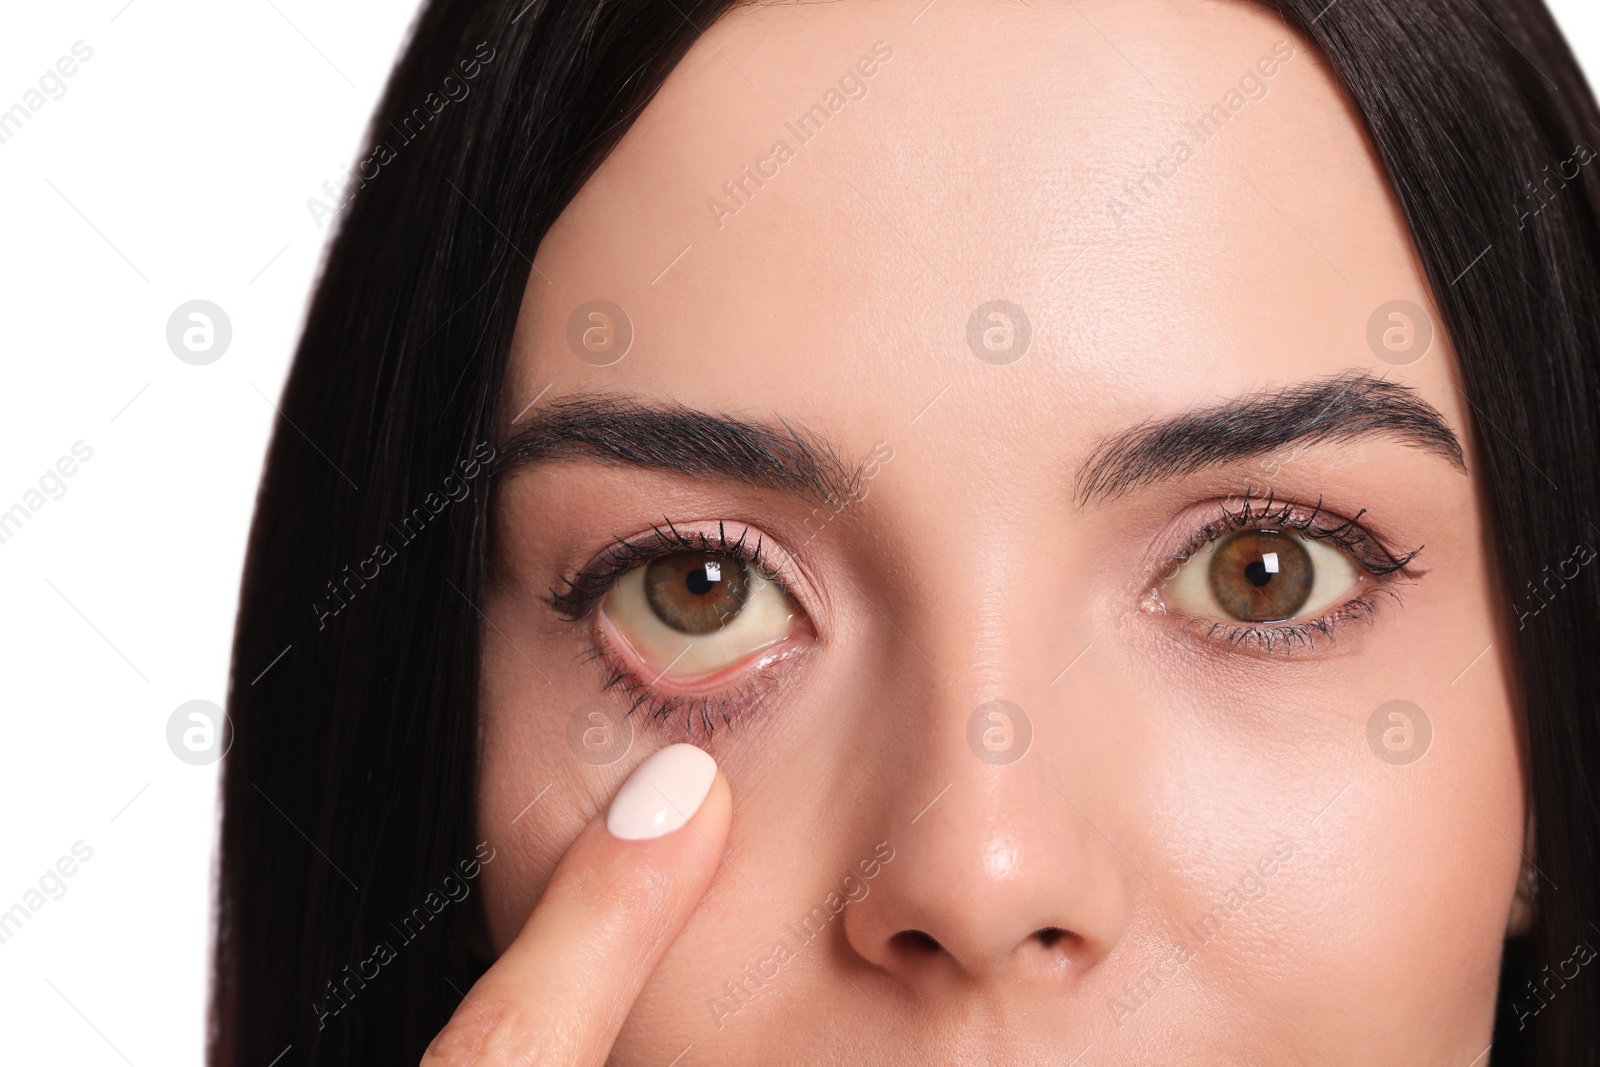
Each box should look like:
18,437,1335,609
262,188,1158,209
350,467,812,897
889,930,942,954
1035,927,1068,949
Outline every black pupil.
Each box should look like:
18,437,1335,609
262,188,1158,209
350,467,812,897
685,567,714,595
1244,560,1272,587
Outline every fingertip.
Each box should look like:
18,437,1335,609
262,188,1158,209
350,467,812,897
605,742,721,841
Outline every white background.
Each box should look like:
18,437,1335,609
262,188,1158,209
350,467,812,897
0,2,1596,1062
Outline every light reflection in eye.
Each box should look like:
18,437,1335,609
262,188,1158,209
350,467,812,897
602,549,800,679
1160,529,1361,623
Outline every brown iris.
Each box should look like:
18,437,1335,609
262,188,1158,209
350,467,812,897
1207,530,1313,622
643,551,749,634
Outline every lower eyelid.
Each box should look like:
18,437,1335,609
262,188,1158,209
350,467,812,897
596,606,798,691
584,625,804,735
593,602,814,709
1159,588,1397,657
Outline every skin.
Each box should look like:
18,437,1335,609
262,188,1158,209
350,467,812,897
429,0,1530,1063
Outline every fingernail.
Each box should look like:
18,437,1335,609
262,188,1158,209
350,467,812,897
606,743,718,841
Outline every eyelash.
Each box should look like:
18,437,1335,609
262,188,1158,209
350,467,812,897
547,518,789,619
1151,488,1423,655
546,519,798,735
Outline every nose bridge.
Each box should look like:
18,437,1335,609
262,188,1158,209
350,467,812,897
934,501,1064,703
914,498,1082,776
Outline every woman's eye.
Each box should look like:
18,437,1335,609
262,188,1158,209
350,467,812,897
601,550,802,678
1159,528,1361,624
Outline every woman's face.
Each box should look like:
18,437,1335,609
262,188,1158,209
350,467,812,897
478,0,1525,1061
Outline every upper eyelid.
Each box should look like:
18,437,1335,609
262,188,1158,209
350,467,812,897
545,519,802,622
1154,491,1423,585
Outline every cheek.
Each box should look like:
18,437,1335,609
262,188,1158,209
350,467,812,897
474,583,638,951
1327,663,1522,1026
1136,649,1520,1054
475,747,591,953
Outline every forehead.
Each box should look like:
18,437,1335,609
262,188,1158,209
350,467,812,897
506,0,1461,462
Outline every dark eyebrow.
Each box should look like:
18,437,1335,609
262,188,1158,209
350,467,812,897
492,392,862,506
1074,371,1467,504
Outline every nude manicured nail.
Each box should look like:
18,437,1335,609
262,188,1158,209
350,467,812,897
606,743,718,841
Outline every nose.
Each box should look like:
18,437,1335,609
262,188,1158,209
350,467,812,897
842,712,1131,989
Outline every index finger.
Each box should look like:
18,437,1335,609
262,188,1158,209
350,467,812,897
422,743,731,1067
